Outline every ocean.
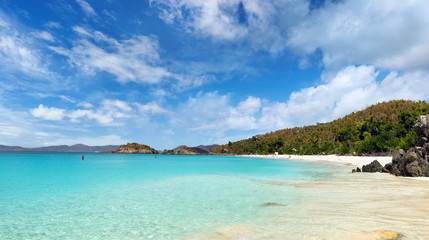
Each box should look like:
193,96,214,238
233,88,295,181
0,153,334,239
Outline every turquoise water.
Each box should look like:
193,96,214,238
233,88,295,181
0,153,333,239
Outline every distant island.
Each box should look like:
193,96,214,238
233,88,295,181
107,143,159,154
0,144,120,152
107,143,219,155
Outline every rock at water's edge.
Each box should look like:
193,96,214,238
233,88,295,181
362,160,384,173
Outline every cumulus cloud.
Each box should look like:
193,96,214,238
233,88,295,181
170,66,429,132
29,99,169,126
152,0,308,53
287,0,429,70
154,0,429,70
30,104,65,121
236,96,261,115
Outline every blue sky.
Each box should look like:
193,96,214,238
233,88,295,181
1,0,429,149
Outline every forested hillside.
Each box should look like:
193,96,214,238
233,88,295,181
212,100,429,155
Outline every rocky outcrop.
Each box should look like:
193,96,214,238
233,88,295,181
386,115,429,177
109,143,159,154
362,160,386,173
163,146,198,155
389,144,429,177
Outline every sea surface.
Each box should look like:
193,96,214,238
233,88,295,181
0,153,334,239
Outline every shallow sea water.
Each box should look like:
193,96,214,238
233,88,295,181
0,153,333,239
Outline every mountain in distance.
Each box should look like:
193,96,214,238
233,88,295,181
163,145,199,155
191,144,220,155
0,144,120,152
212,100,429,155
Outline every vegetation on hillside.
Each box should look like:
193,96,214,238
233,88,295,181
211,100,429,155
121,142,155,150
109,142,159,154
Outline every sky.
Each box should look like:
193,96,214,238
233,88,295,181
1,0,429,149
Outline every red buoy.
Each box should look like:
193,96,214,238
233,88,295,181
82,155,84,161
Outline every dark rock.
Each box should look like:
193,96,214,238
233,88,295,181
392,149,405,164
362,160,383,173
405,151,419,163
414,114,429,144
384,162,392,172
356,167,361,172
386,115,429,177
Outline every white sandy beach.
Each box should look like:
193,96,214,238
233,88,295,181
244,154,393,168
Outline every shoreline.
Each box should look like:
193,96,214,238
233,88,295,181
242,154,393,168
243,154,429,182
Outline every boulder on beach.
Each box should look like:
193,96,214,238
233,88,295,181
362,160,385,173
387,115,429,177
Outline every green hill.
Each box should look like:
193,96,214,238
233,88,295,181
211,100,429,155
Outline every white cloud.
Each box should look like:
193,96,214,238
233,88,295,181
287,0,429,70
101,99,132,112
0,12,56,81
29,99,169,126
67,99,134,125
0,13,9,27
152,0,308,53
50,27,171,84
77,102,93,108
30,104,65,121
0,33,53,78
135,102,169,114
44,21,61,29
0,122,25,138
32,31,55,42
154,0,429,70
59,95,75,103
171,92,259,131
170,66,429,132
236,96,260,115
75,0,97,18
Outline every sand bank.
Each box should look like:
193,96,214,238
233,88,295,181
243,154,393,168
